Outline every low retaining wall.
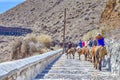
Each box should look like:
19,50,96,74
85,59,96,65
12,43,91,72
0,49,62,80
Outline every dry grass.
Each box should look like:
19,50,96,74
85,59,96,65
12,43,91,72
52,45,60,50
36,34,52,48
40,48,48,54
25,33,37,43
11,40,22,59
11,33,53,60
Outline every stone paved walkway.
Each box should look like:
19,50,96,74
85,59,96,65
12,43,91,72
34,53,119,80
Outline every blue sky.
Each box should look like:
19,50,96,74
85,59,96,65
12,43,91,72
0,0,25,14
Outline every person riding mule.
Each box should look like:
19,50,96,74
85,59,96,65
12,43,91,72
66,41,76,59
93,33,107,71
88,38,93,48
67,47,76,59
65,41,72,53
77,39,82,49
96,33,105,47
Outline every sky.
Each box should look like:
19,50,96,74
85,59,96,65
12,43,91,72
0,0,25,14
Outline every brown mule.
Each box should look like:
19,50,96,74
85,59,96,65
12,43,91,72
82,47,88,61
91,46,96,63
67,47,76,59
94,46,107,71
77,48,82,60
77,47,90,60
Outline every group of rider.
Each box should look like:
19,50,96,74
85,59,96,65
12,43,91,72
66,33,109,71
77,33,105,49
67,33,105,50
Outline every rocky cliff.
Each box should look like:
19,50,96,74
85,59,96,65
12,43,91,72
100,0,120,39
100,0,120,27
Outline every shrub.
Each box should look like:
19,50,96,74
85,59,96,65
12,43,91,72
29,42,37,54
52,45,60,50
25,33,37,43
35,42,45,52
39,48,48,54
21,40,30,57
11,40,22,59
36,34,52,48
11,34,52,60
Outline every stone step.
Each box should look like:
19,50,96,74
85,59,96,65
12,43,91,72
41,69,98,74
45,67,96,71
48,61,94,66
35,73,115,80
49,64,94,67
33,78,64,80
34,54,115,80
40,70,111,77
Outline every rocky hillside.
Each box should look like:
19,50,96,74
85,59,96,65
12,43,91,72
100,0,120,39
0,0,107,41
100,0,120,27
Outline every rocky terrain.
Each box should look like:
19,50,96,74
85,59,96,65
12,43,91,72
0,36,23,62
0,0,107,41
100,0,120,39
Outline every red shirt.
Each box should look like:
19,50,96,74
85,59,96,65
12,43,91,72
82,41,85,47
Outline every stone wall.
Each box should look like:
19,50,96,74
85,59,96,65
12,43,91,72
0,49,62,80
106,39,120,76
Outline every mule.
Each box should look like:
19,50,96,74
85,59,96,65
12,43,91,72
77,46,90,60
91,46,96,63
94,46,107,71
66,47,76,59
77,48,82,60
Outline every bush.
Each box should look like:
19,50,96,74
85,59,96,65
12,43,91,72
25,33,37,43
39,48,48,54
36,34,52,48
11,40,22,59
52,45,60,50
11,33,53,60
21,40,30,57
